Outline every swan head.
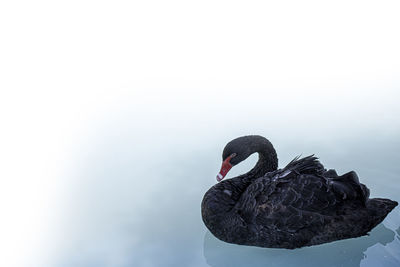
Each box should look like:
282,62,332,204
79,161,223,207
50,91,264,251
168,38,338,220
217,136,263,181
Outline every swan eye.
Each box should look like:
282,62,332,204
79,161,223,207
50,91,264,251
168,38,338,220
231,153,237,158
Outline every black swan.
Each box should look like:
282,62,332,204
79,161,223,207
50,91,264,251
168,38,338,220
201,135,398,249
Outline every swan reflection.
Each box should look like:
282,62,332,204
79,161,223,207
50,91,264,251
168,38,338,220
203,223,399,267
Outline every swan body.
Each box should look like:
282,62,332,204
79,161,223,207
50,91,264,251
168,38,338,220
201,135,398,249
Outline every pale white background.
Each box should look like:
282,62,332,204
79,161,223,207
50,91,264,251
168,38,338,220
0,1,399,266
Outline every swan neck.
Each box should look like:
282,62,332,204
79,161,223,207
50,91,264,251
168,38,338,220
247,143,278,179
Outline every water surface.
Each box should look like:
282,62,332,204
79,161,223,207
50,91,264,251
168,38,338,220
51,91,400,267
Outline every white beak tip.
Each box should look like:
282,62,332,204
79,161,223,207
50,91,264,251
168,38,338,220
216,173,223,181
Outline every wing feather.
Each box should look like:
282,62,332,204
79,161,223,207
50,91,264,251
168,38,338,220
234,156,369,235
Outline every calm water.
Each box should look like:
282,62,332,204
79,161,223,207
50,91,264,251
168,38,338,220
50,92,400,267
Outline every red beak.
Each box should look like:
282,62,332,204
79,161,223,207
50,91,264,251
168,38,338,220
217,155,233,182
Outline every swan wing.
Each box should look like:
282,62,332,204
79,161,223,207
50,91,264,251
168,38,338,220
235,156,368,234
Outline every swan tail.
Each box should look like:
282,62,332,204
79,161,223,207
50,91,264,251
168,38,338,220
365,198,398,230
367,198,398,217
